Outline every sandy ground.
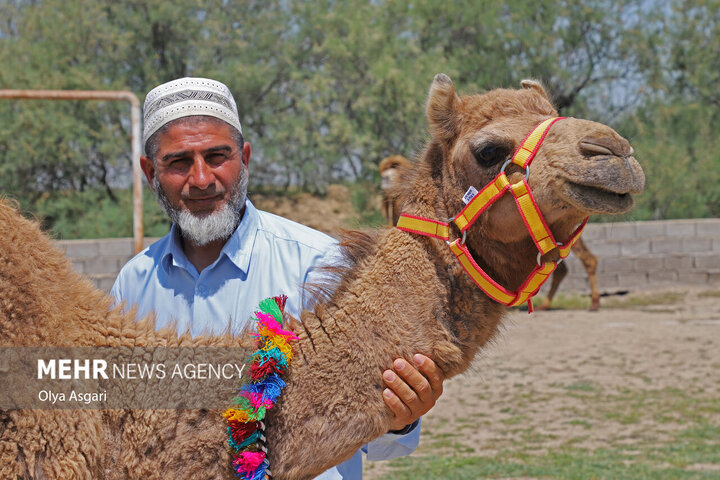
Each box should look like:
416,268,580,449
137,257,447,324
364,287,720,477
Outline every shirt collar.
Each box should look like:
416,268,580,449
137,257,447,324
220,199,258,274
160,224,189,274
159,199,259,276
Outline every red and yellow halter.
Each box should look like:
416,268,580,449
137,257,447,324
397,117,588,312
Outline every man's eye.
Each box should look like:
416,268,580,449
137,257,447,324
169,158,191,168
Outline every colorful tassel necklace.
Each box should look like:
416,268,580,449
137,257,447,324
223,295,297,479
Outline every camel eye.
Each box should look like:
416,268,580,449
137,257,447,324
471,143,509,167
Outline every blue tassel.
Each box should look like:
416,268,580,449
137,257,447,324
239,374,286,403
247,461,269,480
258,374,285,401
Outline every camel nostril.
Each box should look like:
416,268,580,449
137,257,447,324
579,137,632,158
580,141,613,156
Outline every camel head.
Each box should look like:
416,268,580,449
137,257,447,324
420,73,645,292
379,155,412,191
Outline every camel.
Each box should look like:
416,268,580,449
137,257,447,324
378,154,412,226
537,237,601,311
0,74,644,479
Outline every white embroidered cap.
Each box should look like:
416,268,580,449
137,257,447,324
142,77,242,147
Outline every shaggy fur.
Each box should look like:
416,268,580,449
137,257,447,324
0,75,644,479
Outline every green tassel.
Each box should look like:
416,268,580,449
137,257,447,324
259,297,283,325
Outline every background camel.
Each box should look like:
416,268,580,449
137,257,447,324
536,238,601,311
379,155,602,311
378,154,412,226
0,74,644,479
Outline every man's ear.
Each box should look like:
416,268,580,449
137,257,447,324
241,141,251,171
140,156,156,190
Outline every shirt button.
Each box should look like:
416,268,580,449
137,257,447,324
197,285,207,296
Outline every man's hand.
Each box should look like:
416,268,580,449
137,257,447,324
382,354,445,432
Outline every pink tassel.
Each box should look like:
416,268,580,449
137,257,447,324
233,451,266,477
257,313,298,340
242,391,273,410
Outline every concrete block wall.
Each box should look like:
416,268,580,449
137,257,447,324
556,218,720,295
55,218,720,294
54,237,158,291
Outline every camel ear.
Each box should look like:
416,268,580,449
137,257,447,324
521,79,552,102
427,73,462,143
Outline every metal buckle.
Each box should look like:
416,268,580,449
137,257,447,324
447,230,467,247
537,242,564,266
500,157,530,182
443,214,469,246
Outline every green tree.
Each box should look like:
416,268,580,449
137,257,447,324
664,0,720,108
1,0,717,238
612,0,720,220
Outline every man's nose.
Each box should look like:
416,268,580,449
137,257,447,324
189,154,214,190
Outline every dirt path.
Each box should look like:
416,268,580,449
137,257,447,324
364,287,720,477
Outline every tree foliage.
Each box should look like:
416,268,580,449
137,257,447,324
0,0,717,237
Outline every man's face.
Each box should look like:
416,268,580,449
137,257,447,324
143,119,249,215
140,118,251,245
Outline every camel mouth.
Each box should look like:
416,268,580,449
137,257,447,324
556,154,645,215
560,181,635,214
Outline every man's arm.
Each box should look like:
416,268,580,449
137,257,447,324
301,240,446,461
362,354,445,460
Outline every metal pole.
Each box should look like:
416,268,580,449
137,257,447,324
0,89,144,253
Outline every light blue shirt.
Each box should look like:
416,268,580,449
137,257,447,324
111,199,419,479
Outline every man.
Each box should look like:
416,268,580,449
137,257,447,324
111,77,444,479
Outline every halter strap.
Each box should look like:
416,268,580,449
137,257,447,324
395,214,450,240
396,117,589,311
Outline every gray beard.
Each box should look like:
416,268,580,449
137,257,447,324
153,167,248,247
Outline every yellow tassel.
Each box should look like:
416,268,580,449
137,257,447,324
223,408,250,423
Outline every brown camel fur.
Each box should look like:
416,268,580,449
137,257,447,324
0,74,644,479
537,237,601,311
378,154,412,226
